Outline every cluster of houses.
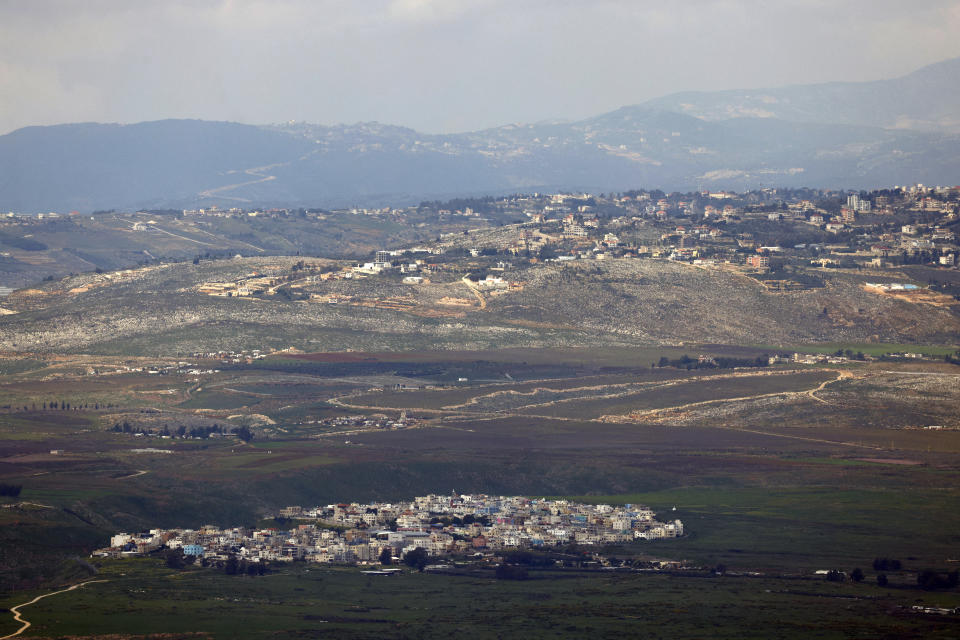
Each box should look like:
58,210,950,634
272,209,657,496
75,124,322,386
188,349,269,364
198,273,285,297
96,494,683,565
423,186,960,271
179,184,960,316
304,413,418,431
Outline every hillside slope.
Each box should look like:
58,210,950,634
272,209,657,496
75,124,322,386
1,258,956,354
4,58,960,212
643,56,960,132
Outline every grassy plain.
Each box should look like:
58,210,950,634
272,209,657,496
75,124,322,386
2,559,960,639
1,348,960,637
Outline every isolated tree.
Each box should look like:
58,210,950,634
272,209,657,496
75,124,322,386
915,569,957,590
379,547,392,565
403,548,428,572
873,558,901,571
851,568,864,583
165,549,185,570
877,574,888,587
0,483,23,497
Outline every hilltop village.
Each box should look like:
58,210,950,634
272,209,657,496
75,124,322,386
2,182,959,353
183,183,960,303
97,494,684,566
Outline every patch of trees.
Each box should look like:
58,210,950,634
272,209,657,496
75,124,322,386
402,547,429,571
0,483,23,497
537,246,558,260
224,554,268,576
943,351,960,366
655,354,769,370
164,549,194,570
834,349,866,360
899,249,941,265
274,287,308,301
501,550,555,567
495,564,529,580
231,425,254,442
418,196,498,215
41,400,107,411
428,514,491,527
0,400,112,413
109,421,249,441
466,269,490,282
917,569,959,590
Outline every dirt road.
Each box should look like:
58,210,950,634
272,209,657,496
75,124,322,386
0,580,107,639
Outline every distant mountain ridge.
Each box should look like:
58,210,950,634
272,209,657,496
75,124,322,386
641,56,960,132
3,57,960,212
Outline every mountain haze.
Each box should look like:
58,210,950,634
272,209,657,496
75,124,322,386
643,57,960,132
3,58,960,212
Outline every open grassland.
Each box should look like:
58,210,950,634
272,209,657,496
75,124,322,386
341,370,695,412
1,348,960,636
643,366,960,435
530,370,836,419
565,486,960,571
2,559,960,639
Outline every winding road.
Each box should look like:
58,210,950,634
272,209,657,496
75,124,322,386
198,163,283,202
0,580,107,639
461,276,487,309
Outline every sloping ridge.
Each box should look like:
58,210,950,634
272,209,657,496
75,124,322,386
2,57,960,211
641,56,960,132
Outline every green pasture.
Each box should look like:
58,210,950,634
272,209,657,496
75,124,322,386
562,485,960,571
179,388,259,410
528,370,834,419
2,559,960,639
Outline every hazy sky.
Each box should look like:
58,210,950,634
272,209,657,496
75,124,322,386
2,0,959,135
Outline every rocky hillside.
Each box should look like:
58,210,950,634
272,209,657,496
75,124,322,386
1,257,956,355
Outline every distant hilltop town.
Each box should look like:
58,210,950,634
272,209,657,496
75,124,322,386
96,494,683,566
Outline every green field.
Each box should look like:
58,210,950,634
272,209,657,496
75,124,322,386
2,559,960,639
527,371,835,419
1,350,960,636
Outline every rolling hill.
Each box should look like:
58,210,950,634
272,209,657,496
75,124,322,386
3,58,960,212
